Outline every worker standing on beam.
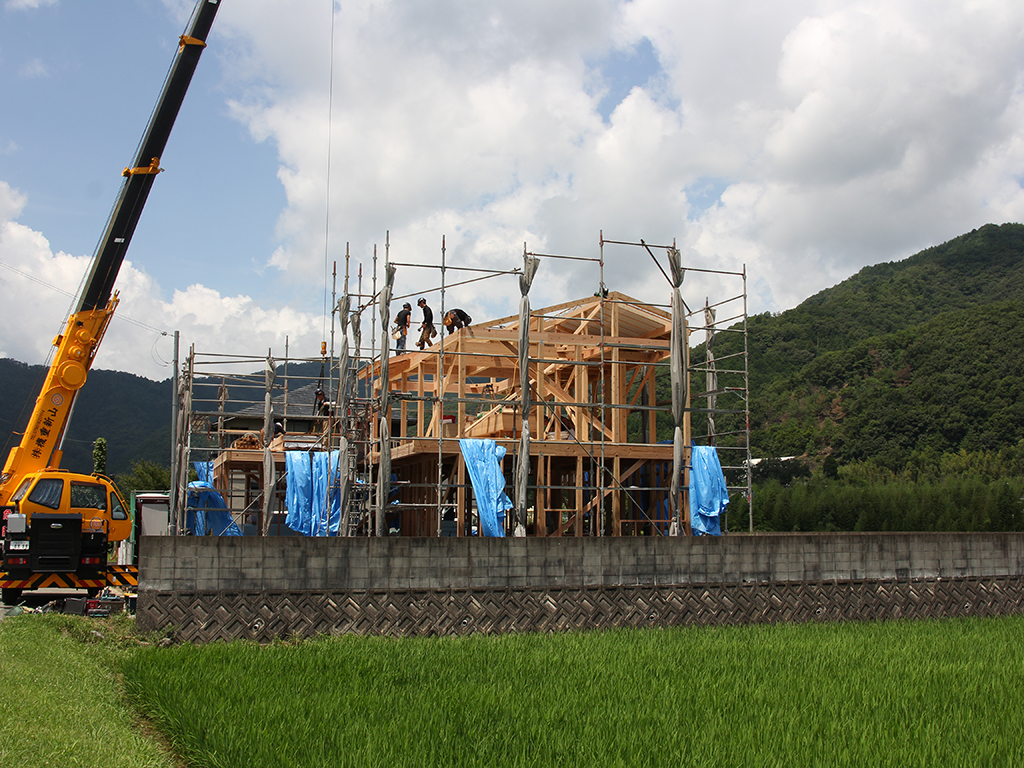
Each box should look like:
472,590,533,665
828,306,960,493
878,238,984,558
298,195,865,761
416,297,435,349
395,301,412,353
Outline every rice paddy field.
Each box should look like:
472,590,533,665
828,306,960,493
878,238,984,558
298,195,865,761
4,613,1024,767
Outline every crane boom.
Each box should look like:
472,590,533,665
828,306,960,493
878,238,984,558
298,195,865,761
79,0,220,314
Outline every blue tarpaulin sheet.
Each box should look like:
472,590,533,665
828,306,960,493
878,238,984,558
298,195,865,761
187,462,242,536
690,445,729,536
459,439,512,537
285,451,341,536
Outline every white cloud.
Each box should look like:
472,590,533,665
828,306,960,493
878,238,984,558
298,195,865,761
16,58,48,78
204,0,1024,323
5,0,57,10
6,0,1024,378
0,181,25,220
0,181,326,379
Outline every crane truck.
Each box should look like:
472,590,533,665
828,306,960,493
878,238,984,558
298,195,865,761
0,0,221,605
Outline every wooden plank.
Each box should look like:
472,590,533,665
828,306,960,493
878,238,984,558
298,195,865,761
416,357,425,437
646,366,657,446
611,300,622,444
575,454,583,536
612,456,621,533
537,452,547,537
400,371,409,438
537,313,547,440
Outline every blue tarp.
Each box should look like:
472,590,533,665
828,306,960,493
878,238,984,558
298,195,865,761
187,462,242,536
285,451,341,536
459,439,512,537
689,445,729,536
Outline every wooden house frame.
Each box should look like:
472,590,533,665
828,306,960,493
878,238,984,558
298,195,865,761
364,290,691,537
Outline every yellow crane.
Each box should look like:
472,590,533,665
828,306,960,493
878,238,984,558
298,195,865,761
0,0,221,604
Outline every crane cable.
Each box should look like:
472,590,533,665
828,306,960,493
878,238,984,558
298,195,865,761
322,0,338,344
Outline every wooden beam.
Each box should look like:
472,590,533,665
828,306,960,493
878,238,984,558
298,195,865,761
471,326,671,350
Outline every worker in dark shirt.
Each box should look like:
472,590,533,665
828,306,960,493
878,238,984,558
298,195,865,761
416,297,435,349
394,301,412,353
443,308,472,334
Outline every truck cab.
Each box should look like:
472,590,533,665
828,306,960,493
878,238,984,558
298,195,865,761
1,471,131,604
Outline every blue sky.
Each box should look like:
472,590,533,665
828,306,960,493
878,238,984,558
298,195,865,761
2,0,1024,379
1,1,283,301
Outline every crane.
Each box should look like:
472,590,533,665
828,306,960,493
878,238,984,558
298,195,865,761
0,0,222,605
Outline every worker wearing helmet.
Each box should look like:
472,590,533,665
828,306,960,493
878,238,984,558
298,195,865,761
416,297,436,350
394,301,412,353
443,308,472,334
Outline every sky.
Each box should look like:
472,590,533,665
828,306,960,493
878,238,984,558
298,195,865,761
1,0,1023,381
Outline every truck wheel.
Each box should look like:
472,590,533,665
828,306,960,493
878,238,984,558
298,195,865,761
2,587,23,605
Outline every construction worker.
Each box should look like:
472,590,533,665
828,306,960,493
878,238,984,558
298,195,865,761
416,297,435,349
395,301,412,353
443,308,472,334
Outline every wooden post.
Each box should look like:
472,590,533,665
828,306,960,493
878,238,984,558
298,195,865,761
683,323,692,534
457,452,465,537
400,371,409,438
457,333,466,436
610,301,622,532
537,451,547,536
575,454,583,537
416,359,425,437
534,313,543,441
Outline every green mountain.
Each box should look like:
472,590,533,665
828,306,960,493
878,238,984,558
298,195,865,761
0,358,336,477
0,360,173,476
754,301,1024,467
746,222,1024,387
697,222,1024,471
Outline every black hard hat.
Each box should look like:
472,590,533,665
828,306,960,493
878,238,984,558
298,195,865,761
417,297,426,304
403,302,411,309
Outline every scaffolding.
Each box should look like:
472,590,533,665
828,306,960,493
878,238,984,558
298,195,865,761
171,234,752,536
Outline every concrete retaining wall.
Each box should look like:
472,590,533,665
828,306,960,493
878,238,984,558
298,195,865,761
136,533,1024,641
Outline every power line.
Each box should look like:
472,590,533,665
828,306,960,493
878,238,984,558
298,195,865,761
0,257,170,337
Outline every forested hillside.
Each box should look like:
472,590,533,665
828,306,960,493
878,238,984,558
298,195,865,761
755,300,1024,467
690,223,1024,471
744,222,1024,389
696,222,1024,532
0,359,328,477
0,359,173,475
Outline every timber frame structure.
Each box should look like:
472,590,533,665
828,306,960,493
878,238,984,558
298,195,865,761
373,290,685,537
170,236,752,538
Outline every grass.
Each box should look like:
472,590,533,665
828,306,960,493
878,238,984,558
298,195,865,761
5,613,1024,767
0,612,176,768
122,617,1024,767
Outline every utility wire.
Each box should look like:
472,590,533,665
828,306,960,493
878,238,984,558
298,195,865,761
0,258,169,337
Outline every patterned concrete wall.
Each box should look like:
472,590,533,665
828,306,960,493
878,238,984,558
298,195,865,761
136,534,1024,642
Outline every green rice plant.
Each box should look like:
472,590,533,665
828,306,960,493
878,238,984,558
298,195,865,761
0,613,175,768
122,616,1024,767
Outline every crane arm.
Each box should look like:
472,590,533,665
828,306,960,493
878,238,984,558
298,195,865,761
78,1,220,313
